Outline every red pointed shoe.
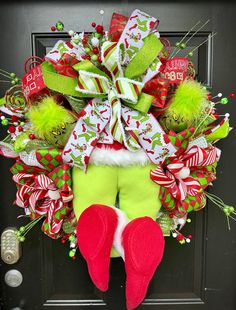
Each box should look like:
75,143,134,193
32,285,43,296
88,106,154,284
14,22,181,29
76,204,118,292
122,217,165,310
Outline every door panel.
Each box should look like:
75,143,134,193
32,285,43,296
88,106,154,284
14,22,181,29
0,2,235,310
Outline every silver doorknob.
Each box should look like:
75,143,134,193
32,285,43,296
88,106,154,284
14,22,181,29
4,269,23,287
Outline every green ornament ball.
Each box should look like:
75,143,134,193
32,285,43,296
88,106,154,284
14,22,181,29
85,47,91,54
19,226,26,233
10,72,16,78
220,97,228,104
180,42,186,49
1,119,9,126
19,236,25,242
95,33,101,38
229,206,235,213
56,21,64,31
91,54,98,61
188,51,193,57
175,41,181,48
11,80,16,85
101,38,106,43
69,250,75,257
69,235,76,242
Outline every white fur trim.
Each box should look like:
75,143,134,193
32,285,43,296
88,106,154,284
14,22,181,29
111,207,129,260
89,147,151,166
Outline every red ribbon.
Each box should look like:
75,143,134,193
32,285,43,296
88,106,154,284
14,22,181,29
52,53,79,78
150,146,218,201
13,169,73,236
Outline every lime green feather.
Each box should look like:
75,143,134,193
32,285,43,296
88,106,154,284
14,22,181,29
163,80,208,132
27,97,76,147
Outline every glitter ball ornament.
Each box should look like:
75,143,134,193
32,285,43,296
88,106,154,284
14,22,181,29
56,21,64,31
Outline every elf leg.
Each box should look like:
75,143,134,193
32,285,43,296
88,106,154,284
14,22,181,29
72,165,118,219
117,164,164,310
118,164,162,220
73,164,121,290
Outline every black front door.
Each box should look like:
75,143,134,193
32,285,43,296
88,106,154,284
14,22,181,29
0,2,236,310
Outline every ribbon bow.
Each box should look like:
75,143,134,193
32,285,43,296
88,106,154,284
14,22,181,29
12,165,73,238
61,14,178,169
150,145,218,201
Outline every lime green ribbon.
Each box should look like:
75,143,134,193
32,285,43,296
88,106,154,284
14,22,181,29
125,33,163,79
41,34,163,114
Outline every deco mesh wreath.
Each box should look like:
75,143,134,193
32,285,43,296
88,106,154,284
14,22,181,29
0,9,235,310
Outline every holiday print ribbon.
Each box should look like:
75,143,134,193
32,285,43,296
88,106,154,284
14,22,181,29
12,163,73,238
61,21,176,169
150,145,219,201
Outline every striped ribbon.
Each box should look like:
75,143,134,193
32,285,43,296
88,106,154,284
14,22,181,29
13,172,73,236
150,145,218,201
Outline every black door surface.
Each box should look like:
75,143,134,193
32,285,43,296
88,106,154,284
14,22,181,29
0,1,236,310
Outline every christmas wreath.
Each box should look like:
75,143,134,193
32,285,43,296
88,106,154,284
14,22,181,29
0,9,235,310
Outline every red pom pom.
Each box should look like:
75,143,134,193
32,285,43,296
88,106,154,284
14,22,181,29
51,26,56,32
86,55,91,60
91,22,96,28
93,47,99,54
8,126,16,133
96,25,104,34
18,126,23,132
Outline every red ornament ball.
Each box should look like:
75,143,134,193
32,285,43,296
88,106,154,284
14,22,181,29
91,22,96,28
86,55,91,60
95,24,104,34
98,56,102,62
29,133,35,140
51,26,56,32
176,234,184,241
18,126,23,132
93,47,99,54
229,92,235,98
8,126,16,133
207,94,213,101
82,37,87,45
